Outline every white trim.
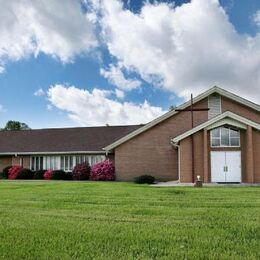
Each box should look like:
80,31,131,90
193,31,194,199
220,95,222,115
172,111,260,143
207,118,247,130
104,86,260,151
171,141,181,183
0,151,107,156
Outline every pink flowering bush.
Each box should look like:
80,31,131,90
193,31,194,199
90,160,115,181
8,166,23,180
72,162,90,180
44,170,53,180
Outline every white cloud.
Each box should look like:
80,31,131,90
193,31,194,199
0,66,4,74
0,104,6,112
253,10,260,27
100,64,141,91
99,0,260,102
115,89,125,99
47,84,165,126
0,0,96,69
47,104,53,111
34,88,45,97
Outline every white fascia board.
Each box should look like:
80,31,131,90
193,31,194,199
172,111,260,143
0,151,108,156
206,118,247,130
104,86,260,151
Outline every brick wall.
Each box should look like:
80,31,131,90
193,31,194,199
253,130,260,183
179,137,192,182
114,94,259,182
0,156,12,171
179,131,204,182
11,156,30,168
221,96,260,123
115,98,209,181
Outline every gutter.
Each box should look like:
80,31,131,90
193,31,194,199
0,151,110,156
171,140,181,183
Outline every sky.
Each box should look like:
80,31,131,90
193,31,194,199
0,0,259,128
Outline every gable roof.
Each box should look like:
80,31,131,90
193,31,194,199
104,86,260,151
172,111,260,143
0,125,142,155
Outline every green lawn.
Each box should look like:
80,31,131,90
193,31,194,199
0,181,259,259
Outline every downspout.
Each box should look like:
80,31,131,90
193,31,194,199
171,140,181,183
103,148,109,160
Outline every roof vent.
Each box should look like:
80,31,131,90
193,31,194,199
208,94,221,119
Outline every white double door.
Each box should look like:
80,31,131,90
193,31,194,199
211,151,241,183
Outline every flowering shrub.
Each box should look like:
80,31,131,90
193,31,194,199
90,160,115,181
44,170,53,180
8,166,23,180
72,162,90,180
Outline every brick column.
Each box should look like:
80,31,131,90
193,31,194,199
203,129,209,183
12,156,22,166
245,126,254,183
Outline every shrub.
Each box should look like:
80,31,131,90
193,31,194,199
52,170,67,180
8,166,23,180
134,175,155,184
65,172,73,180
72,162,90,180
17,168,34,179
2,166,12,179
0,172,3,179
33,170,46,179
90,160,115,181
44,170,53,180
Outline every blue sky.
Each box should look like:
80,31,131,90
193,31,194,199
0,0,259,128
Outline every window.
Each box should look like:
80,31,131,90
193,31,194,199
61,155,74,171
211,126,240,147
31,156,44,171
31,155,106,171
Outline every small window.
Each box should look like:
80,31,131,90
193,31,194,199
211,126,240,147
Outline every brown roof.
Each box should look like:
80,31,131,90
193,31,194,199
0,125,142,154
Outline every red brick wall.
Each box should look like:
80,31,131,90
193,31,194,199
12,157,21,166
179,137,192,182
115,98,209,181
22,156,30,169
114,94,259,182
221,96,260,123
253,130,260,183
0,156,30,172
0,156,12,171
179,131,204,182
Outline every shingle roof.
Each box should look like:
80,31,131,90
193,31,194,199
0,125,142,154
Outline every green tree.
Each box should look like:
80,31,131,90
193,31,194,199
169,105,176,111
3,120,30,131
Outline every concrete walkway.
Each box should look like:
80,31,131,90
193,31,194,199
152,181,260,187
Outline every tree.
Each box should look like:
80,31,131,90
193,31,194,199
169,105,176,111
2,120,30,131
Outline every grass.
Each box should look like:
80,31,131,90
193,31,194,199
0,181,259,259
